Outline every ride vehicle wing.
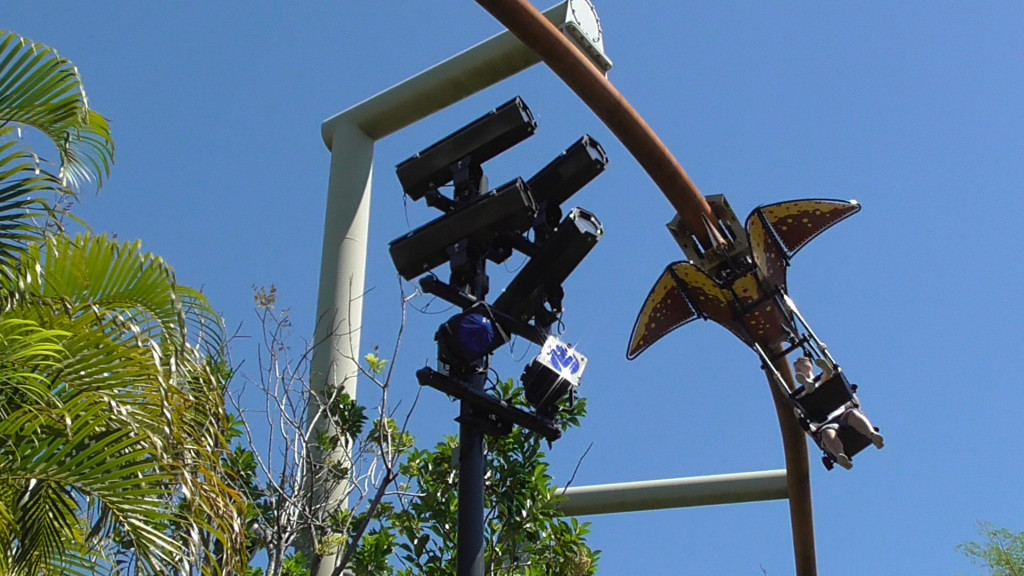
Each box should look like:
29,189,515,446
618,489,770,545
627,196,861,359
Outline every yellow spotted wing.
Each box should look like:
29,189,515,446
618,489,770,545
749,199,861,261
627,262,748,359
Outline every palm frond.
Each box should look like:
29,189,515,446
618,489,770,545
0,403,182,573
0,30,114,193
0,317,68,419
0,129,66,287
22,234,187,349
1,232,245,573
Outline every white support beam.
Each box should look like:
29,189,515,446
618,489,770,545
321,1,594,146
557,470,789,517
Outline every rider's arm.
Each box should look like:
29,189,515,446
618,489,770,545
818,343,835,379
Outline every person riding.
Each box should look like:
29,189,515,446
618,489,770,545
793,352,884,470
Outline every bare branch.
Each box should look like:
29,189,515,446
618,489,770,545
560,442,594,496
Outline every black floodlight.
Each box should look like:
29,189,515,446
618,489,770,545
521,336,587,419
396,97,537,201
493,207,604,324
389,178,537,280
526,134,608,208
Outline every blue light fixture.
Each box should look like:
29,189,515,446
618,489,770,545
435,307,508,374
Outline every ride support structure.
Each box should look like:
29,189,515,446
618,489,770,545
473,1,819,574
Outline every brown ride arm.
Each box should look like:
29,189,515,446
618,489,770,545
474,2,818,574
475,0,718,249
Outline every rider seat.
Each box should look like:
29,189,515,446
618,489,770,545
789,371,879,471
790,370,856,424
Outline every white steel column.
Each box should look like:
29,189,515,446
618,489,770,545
311,119,373,406
309,119,373,576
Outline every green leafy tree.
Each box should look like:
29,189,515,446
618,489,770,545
960,523,1024,576
385,378,597,576
226,289,598,576
0,30,246,574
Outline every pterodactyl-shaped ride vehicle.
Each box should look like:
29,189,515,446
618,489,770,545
626,195,883,470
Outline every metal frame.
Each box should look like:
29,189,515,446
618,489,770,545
313,2,802,574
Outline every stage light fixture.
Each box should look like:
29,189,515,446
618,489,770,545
526,134,608,208
389,178,537,280
395,97,537,201
493,207,604,324
393,95,608,448
521,336,588,419
436,306,509,367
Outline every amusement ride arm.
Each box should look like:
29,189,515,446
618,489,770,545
472,1,818,574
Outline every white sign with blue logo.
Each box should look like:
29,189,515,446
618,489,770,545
536,336,587,387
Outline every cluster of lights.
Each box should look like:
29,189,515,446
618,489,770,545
389,96,606,437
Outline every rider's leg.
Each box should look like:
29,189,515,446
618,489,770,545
845,409,885,449
821,429,852,469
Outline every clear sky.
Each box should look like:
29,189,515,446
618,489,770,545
7,2,1024,574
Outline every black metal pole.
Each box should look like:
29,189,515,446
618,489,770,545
455,283,488,576
451,165,489,576
457,371,487,576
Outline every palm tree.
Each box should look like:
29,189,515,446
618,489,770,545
0,30,246,574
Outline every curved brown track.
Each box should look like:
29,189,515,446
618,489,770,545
473,1,817,574
768,349,817,576
473,0,718,250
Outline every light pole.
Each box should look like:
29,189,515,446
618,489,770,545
309,3,610,574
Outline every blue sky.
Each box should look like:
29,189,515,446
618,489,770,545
7,2,1024,574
